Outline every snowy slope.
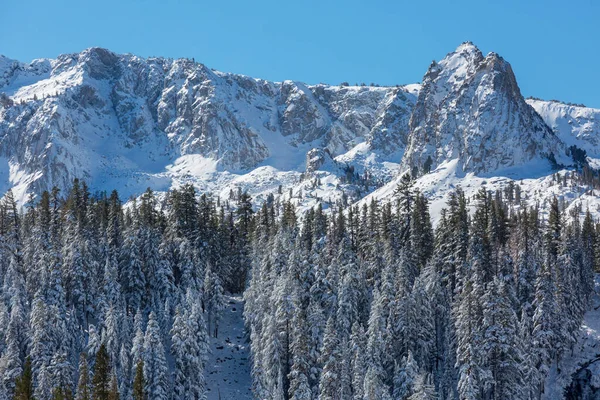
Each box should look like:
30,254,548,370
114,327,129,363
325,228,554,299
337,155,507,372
1,44,600,230
363,157,600,227
0,48,417,206
528,99,600,158
206,295,252,400
544,276,600,399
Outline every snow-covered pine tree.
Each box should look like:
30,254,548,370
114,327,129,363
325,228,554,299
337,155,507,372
75,353,90,400
203,263,224,338
287,281,312,400
350,322,367,400
318,316,341,400
171,289,208,399
142,312,168,399
480,277,525,400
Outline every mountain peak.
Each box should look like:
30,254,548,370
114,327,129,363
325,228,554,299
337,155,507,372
440,42,483,69
455,41,480,53
405,42,561,175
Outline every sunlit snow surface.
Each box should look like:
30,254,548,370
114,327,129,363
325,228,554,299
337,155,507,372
2,47,600,227
360,158,600,227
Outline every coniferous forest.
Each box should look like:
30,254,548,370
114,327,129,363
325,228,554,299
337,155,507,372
0,174,597,400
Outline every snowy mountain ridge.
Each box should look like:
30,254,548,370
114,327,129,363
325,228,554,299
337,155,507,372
1,43,600,221
0,47,418,206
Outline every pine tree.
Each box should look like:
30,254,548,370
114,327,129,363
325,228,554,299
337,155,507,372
121,230,145,313
407,374,438,400
171,291,208,399
454,278,485,400
288,286,312,400
107,374,119,400
350,322,367,400
481,278,524,399
132,362,144,400
1,260,28,393
13,358,33,400
51,386,73,400
130,310,145,370
29,294,54,398
142,312,168,399
364,288,392,400
532,261,558,387
393,351,418,400
203,264,224,338
92,344,111,400
75,353,90,400
318,316,341,400
580,210,595,308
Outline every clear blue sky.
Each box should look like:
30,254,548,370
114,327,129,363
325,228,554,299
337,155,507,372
1,0,598,107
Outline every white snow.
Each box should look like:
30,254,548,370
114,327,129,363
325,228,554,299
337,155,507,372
528,99,600,157
544,276,600,399
361,157,600,227
206,295,253,400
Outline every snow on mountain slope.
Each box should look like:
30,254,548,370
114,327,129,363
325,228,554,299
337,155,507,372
404,42,564,175
1,43,600,229
0,48,417,205
528,99,600,158
363,157,600,227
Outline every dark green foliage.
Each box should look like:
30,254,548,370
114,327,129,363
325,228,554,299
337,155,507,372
108,374,119,400
76,353,91,400
13,358,34,400
568,145,588,169
132,362,145,400
92,344,111,400
52,387,73,400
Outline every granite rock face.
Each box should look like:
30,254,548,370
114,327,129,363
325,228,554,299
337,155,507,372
0,48,417,201
1,44,599,206
404,42,563,175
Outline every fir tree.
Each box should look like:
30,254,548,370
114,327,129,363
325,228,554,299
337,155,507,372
75,354,90,400
132,362,144,400
142,312,168,399
13,358,33,400
92,344,111,400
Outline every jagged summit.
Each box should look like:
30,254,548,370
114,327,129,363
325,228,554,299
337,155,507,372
404,42,563,175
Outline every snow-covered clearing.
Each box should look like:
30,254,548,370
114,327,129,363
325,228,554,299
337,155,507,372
206,295,253,400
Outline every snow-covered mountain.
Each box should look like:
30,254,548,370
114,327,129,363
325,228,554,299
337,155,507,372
403,42,564,175
527,98,600,158
0,48,417,205
1,43,600,218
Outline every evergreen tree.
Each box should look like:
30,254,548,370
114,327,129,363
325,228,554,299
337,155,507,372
51,386,73,400
171,291,208,399
203,264,224,338
13,358,33,400
142,312,168,399
107,374,119,400
481,278,524,399
318,316,340,400
132,362,144,400
75,354,90,400
92,344,111,400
